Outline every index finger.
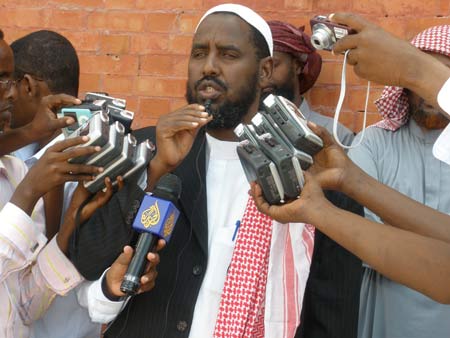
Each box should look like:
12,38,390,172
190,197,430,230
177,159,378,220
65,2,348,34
250,181,271,214
332,34,359,54
155,239,166,252
42,94,82,111
48,135,91,153
307,121,336,147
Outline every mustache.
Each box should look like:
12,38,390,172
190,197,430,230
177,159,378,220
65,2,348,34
194,76,228,91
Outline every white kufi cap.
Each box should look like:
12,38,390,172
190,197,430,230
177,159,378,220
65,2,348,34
196,3,273,56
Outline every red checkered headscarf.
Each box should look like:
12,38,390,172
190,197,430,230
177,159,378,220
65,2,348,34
268,20,322,94
375,25,450,131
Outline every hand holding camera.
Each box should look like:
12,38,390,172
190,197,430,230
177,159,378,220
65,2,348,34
310,15,356,51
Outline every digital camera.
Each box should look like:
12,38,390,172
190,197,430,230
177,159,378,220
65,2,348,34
310,15,355,51
262,94,323,156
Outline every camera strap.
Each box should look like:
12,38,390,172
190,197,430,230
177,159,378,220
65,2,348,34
333,49,371,149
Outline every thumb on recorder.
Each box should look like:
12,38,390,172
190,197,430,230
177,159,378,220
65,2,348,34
120,173,182,296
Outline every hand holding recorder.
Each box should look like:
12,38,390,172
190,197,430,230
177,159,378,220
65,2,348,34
10,136,104,217
63,107,155,193
236,94,323,205
0,94,81,157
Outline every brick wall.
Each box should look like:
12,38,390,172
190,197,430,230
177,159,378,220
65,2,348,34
1,0,449,131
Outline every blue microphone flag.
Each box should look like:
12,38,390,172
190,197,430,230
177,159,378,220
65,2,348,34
132,194,180,242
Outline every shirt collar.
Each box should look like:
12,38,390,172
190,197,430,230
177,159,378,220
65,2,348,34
31,134,65,161
408,118,445,144
0,156,6,173
206,132,239,161
299,97,312,120
12,142,40,162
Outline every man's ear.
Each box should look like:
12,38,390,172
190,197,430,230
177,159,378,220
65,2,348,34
22,74,51,100
258,56,273,89
294,58,304,76
22,74,38,98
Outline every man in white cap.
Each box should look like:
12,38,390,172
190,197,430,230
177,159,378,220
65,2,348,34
80,4,313,338
80,4,361,338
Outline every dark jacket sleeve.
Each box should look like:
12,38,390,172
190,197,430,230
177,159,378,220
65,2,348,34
68,126,156,280
69,183,145,280
295,191,364,338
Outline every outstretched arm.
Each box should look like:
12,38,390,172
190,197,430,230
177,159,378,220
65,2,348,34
308,123,450,242
251,124,450,303
250,175,450,304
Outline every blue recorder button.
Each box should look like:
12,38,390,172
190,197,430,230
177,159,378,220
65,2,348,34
133,194,180,242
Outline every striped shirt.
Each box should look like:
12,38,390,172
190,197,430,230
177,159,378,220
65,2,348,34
0,156,82,338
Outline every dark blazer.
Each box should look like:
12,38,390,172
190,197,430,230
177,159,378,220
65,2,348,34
71,126,362,338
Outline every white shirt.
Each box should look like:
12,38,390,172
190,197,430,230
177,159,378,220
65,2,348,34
433,77,450,165
188,133,249,337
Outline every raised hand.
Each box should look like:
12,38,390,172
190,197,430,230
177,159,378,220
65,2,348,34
154,104,211,170
29,94,81,141
0,94,82,156
147,104,211,190
306,122,356,191
56,177,122,255
250,172,332,225
10,136,103,216
330,13,449,108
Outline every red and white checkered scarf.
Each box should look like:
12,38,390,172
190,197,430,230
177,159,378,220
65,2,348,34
214,197,314,338
375,25,450,131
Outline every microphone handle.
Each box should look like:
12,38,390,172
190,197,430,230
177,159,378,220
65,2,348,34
120,232,159,295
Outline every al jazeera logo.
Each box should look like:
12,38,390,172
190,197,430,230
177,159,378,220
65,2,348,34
163,212,176,237
141,200,160,228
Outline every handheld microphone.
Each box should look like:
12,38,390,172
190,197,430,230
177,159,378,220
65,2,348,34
120,173,181,295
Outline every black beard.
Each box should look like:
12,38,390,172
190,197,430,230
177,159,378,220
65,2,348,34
272,80,296,102
186,74,258,130
407,91,450,129
270,65,298,103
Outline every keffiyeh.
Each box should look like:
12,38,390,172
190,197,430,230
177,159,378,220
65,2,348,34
375,25,450,131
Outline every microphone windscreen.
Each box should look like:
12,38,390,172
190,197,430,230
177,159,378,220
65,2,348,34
152,173,182,203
